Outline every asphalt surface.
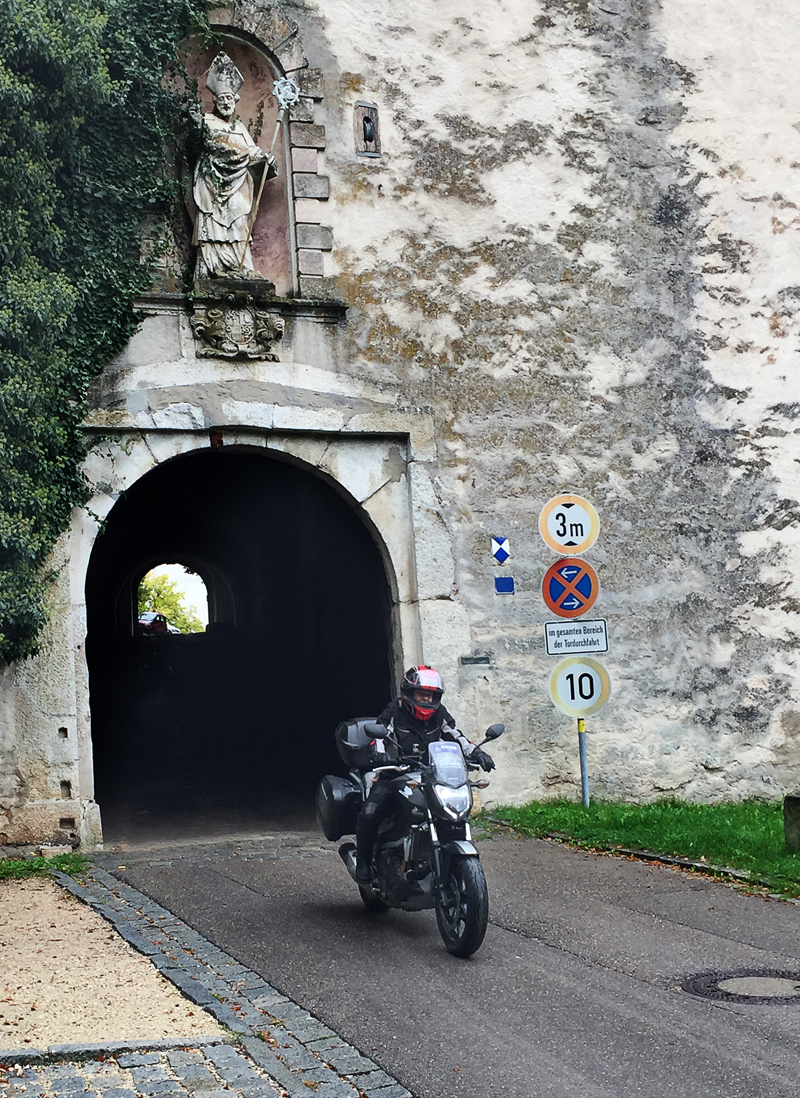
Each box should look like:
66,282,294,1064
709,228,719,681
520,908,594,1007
102,826,800,1098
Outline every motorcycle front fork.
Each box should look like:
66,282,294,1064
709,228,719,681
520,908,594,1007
397,818,474,898
428,818,474,902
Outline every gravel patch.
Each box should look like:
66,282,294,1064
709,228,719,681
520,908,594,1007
0,878,225,1048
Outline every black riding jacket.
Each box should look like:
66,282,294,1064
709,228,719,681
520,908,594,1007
376,698,476,761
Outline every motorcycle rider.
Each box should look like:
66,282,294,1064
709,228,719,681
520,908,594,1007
355,665,495,883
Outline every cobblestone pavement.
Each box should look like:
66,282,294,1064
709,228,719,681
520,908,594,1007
103,833,332,871
0,849,411,1098
1,1046,281,1098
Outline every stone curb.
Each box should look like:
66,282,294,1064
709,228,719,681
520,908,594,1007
45,868,413,1098
546,833,800,900
0,1037,230,1065
487,819,800,902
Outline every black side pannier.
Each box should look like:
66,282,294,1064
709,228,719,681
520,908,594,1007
315,774,362,841
335,717,380,770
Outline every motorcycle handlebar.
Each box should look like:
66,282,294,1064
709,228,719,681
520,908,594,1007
376,758,484,775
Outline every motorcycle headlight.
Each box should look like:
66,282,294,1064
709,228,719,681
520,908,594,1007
433,783,472,819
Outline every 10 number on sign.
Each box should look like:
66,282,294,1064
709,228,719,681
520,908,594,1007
566,670,596,702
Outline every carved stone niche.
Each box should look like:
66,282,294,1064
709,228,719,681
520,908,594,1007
190,279,285,360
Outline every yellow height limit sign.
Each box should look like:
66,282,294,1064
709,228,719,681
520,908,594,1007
539,494,600,556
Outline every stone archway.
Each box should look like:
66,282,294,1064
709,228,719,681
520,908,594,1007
85,448,393,839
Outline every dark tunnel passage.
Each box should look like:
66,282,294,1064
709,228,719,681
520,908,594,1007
85,448,394,840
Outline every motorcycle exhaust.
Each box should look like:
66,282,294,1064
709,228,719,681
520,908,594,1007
338,841,358,881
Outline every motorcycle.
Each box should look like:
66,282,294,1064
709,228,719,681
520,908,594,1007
315,717,504,957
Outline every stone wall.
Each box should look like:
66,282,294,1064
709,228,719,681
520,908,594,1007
301,0,800,802
2,0,800,846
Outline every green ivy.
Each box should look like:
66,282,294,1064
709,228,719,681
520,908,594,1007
0,0,208,662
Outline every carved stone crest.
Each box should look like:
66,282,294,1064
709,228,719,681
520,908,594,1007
191,284,285,360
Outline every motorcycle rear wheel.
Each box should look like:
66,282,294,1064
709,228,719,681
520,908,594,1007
435,855,488,957
358,885,390,913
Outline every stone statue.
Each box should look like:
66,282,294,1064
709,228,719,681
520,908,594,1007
192,53,277,282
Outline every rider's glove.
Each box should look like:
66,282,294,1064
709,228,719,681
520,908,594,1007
370,748,392,766
471,747,495,772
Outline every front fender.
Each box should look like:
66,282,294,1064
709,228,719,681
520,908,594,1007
441,839,479,857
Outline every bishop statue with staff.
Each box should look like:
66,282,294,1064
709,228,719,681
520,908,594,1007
192,52,277,281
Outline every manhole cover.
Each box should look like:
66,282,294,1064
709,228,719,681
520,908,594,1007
682,970,800,1004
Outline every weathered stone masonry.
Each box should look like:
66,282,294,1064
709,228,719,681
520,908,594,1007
2,0,800,847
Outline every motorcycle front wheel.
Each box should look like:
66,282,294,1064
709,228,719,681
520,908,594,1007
435,854,489,957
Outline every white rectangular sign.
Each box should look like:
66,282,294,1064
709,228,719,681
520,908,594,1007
545,619,608,656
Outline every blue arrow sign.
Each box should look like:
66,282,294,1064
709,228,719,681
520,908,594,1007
542,559,600,618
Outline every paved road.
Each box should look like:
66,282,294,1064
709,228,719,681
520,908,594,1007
103,829,800,1098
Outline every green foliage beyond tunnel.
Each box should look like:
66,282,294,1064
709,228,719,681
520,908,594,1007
138,571,204,634
0,0,207,663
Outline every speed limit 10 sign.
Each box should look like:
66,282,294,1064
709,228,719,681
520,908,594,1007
549,656,611,717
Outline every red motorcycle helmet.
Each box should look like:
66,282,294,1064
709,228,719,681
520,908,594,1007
401,665,444,722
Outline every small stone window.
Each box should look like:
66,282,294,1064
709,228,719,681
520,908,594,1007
355,102,381,157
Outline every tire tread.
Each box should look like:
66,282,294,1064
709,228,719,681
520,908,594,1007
435,855,488,957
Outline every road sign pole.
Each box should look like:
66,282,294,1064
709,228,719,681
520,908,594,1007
577,718,589,807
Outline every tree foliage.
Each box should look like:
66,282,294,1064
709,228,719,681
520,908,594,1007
0,0,206,662
138,571,204,634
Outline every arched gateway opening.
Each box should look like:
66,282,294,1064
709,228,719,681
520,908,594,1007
86,448,394,840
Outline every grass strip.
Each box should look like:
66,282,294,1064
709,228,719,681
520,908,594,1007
491,798,800,897
0,853,87,882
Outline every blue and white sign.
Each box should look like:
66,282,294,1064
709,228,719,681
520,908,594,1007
492,536,510,564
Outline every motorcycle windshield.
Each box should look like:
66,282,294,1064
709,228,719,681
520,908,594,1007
429,741,468,787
